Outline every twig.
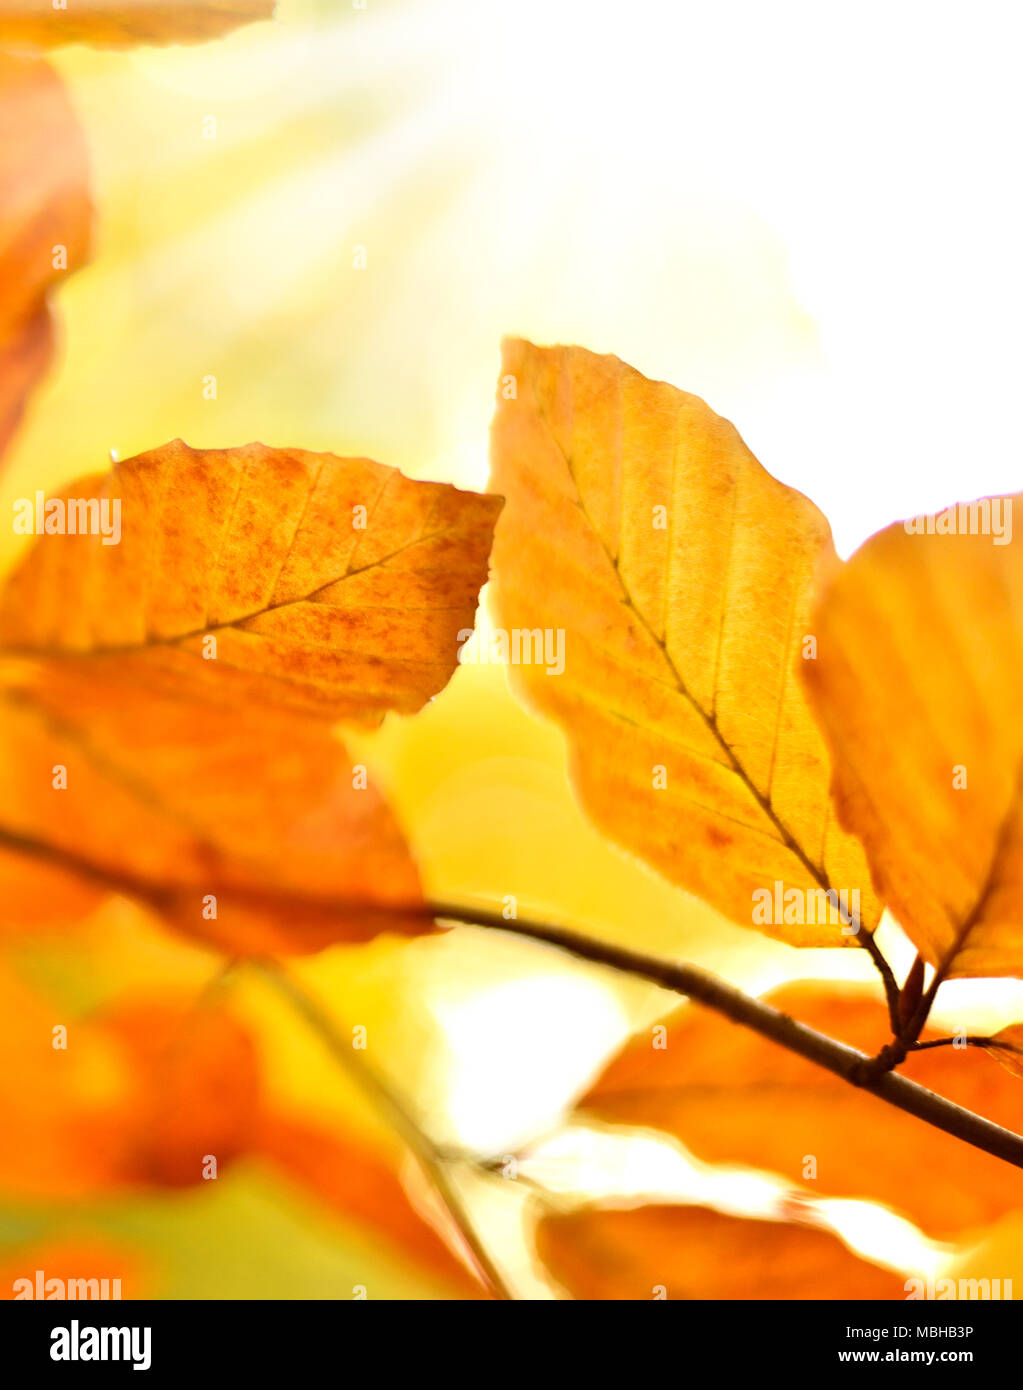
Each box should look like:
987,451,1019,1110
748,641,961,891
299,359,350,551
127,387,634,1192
427,899,1023,1173
2,823,1022,1180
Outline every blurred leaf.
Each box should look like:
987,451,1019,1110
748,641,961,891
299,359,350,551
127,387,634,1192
0,843,103,934
537,1203,902,1300
257,1114,485,1298
0,53,90,467
488,338,877,949
579,981,1023,1237
802,500,1023,978
0,972,259,1196
0,0,275,48
0,665,426,953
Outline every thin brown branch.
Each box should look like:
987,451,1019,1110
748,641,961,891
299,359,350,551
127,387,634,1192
428,899,1023,1173
4,820,1022,1181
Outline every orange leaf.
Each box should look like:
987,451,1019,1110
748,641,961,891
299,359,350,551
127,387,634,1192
0,53,90,464
0,842,103,934
537,1204,902,1300
488,339,877,948
93,996,262,1187
801,500,1023,978
0,974,259,1196
0,0,275,47
0,661,427,953
581,981,1023,1238
257,1115,487,1299
0,442,502,725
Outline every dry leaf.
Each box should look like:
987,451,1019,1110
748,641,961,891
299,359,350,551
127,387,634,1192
801,502,1023,978
0,53,90,463
257,1115,486,1299
489,339,878,948
580,981,1023,1237
0,659,427,953
0,0,274,47
537,1203,901,1300
0,441,502,724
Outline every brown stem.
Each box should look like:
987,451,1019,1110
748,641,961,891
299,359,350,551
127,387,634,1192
3,821,1021,1180
428,899,1023,1173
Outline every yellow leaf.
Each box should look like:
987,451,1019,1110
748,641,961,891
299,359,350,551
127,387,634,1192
489,339,877,948
536,1203,901,1300
0,0,274,47
801,500,1023,978
580,982,1023,1237
0,441,502,724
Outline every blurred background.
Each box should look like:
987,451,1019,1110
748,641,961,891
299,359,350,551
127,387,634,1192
2,0,1023,1298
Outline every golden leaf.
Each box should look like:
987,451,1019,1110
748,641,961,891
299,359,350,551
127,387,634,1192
537,1204,901,1300
489,339,877,947
801,501,1023,978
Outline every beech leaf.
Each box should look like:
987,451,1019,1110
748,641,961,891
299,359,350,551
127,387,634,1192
0,441,502,724
489,339,878,948
801,500,1023,978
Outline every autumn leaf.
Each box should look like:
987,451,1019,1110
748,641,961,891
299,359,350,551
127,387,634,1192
0,965,486,1295
536,1204,902,1300
1,441,502,724
488,339,878,949
0,0,275,48
0,659,427,953
257,1115,486,1299
0,445,498,950
579,981,1023,1238
0,973,260,1196
801,500,1023,979
0,52,90,465
0,1,274,468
